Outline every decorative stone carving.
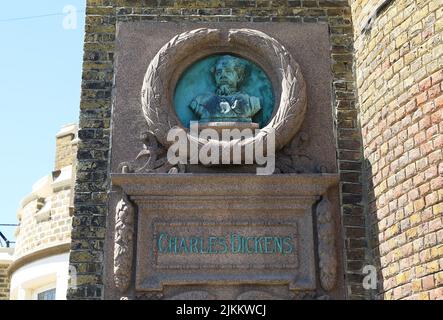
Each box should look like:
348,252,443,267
275,132,328,174
236,290,278,300
114,192,135,293
276,132,312,173
111,173,339,292
170,291,215,300
316,194,337,291
292,291,321,300
141,28,307,160
135,292,164,300
118,131,185,174
106,22,342,300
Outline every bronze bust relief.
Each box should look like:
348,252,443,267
189,55,262,123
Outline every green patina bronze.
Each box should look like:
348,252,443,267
174,54,274,128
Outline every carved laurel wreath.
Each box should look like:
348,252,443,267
141,28,307,156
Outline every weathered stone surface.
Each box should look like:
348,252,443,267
106,173,340,299
70,0,364,301
105,20,344,300
111,22,335,174
113,193,134,292
139,26,308,160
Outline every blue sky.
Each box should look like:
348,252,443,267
0,1,86,243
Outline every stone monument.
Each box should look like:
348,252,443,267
106,23,343,300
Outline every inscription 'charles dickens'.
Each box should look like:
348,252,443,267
156,233,294,255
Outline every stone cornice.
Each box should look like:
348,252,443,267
7,243,71,276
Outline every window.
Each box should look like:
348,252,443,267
37,288,56,300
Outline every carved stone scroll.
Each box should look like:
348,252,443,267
114,193,135,293
170,291,214,300
316,194,337,291
118,131,185,174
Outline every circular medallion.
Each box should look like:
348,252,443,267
174,54,275,128
141,28,307,156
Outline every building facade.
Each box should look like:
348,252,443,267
351,0,443,300
66,0,442,300
7,124,78,300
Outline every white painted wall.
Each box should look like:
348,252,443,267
10,252,70,300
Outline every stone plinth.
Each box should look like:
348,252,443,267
108,173,339,299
